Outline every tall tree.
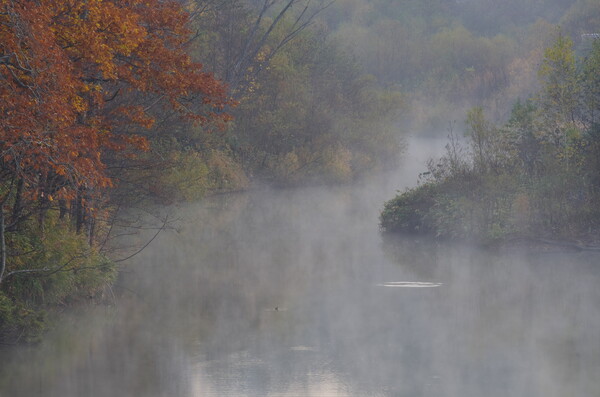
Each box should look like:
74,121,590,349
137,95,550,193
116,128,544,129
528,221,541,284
191,0,335,98
0,0,230,284
580,40,600,128
537,29,579,131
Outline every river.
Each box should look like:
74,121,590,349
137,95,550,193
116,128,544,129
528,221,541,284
2,137,600,397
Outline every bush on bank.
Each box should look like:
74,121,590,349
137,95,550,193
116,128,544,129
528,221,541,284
381,33,600,243
0,213,116,344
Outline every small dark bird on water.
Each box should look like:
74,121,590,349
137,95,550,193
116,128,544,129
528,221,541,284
274,307,278,311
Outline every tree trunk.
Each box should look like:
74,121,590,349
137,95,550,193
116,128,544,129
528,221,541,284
76,191,84,234
11,178,23,227
0,209,6,285
59,199,68,220
88,216,95,247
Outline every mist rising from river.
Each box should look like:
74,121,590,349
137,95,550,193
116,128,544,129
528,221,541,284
2,136,600,397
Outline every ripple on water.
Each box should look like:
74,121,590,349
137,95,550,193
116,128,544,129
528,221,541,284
290,346,317,352
376,281,442,288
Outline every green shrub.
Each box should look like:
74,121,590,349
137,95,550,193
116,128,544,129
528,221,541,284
0,292,46,344
1,213,116,342
380,183,439,233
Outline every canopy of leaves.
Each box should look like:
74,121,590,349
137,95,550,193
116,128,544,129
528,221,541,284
0,0,230,203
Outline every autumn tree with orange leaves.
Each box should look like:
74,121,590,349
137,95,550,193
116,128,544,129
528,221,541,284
0,0,230,284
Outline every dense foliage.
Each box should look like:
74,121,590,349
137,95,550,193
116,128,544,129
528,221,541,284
187,0,403,186
381,33,600,243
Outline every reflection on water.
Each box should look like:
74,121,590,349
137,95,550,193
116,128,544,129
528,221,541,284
2,138,600,397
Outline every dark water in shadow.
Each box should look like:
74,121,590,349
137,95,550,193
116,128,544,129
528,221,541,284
2,137,600,397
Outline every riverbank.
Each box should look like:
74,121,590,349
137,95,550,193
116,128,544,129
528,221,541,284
379,176,600,248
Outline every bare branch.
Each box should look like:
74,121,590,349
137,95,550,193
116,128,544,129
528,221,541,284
113,215,169,263
4,253,87,280
218,0,336,98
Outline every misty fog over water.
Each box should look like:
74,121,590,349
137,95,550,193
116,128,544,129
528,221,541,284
2,137,600,397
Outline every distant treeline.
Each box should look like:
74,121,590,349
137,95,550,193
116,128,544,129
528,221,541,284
325,0,599,130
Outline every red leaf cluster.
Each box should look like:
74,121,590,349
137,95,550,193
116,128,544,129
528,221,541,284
0,0,230,200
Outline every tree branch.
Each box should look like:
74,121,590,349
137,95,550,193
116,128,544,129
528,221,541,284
112,215,169,263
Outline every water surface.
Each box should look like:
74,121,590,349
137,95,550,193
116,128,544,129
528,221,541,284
2,138,600,397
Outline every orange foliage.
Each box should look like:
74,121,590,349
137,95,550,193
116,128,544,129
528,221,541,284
0,0,230,200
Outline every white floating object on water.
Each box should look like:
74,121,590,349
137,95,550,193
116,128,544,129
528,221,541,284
290,346,316,352
377,281,442,288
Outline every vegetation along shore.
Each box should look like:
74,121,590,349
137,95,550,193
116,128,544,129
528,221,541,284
381,32,600,246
